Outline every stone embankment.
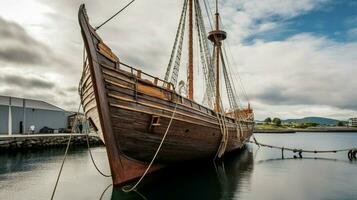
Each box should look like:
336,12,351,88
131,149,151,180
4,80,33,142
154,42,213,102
0,134,103,150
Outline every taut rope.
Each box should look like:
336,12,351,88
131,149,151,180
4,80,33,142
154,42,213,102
95,0,136,30
99,184,113,200
249,137,357,160
85,132,111,177
50,133,73,200
50,103,82,200
122,101,179,192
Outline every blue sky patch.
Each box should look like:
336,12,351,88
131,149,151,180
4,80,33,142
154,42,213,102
245,1,357,44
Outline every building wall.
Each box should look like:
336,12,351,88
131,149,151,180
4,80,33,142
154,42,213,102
349,118,357,127
0,106,9,134
0,105,72,134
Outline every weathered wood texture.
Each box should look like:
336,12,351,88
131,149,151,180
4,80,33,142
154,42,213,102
78,4,254,186
79,5,162,187
104,66,253,163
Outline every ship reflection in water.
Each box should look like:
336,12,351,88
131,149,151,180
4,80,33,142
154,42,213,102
0,133,356,200
111,148,254,200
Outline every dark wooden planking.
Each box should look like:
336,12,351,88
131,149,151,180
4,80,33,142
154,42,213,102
79,5,162,187
110,106,246,163
78,4,254,187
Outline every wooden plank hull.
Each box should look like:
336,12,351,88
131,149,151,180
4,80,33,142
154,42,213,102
78,4,254,186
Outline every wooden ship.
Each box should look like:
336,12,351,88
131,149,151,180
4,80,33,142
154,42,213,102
78,0,254,186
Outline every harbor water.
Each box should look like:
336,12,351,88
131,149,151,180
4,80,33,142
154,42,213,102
0,132,356,200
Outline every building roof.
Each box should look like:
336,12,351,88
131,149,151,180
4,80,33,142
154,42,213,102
0,95,66,112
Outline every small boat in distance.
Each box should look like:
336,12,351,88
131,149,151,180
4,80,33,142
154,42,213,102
78,0,254,186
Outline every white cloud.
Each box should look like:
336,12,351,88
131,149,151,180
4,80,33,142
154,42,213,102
347,27,357,40
233,33,357,119
220,0,331,43
0,0,355,120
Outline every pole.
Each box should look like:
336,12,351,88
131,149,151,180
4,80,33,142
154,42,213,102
188,0,194,100
8,97,12,136
214,1,220,112
215,42,220,112
23,99,26,134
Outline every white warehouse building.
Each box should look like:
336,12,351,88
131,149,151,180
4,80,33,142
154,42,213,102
348,118,357,127
0,95,73,135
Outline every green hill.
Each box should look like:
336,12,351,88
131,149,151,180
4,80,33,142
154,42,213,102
283,117,339,125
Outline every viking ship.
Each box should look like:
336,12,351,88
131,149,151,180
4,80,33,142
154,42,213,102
78,0,254,186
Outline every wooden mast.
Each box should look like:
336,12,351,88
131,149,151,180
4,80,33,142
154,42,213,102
208,0,226,112
215,2,220,112
188,0,194,100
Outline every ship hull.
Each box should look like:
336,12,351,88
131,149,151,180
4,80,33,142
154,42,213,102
78,4,254,186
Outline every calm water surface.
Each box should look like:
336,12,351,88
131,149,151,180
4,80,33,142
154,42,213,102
0,132,356,200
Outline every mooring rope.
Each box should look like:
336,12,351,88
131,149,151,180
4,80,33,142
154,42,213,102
99,184,113,200
85,132,111,177
249,140,352,153
50,103,82,200
249,136,357,161
50,133,72,200
122,101,179,192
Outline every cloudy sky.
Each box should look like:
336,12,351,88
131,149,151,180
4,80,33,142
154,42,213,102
0,0,356,120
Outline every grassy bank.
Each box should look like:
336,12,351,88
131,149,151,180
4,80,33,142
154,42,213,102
254,124,357,133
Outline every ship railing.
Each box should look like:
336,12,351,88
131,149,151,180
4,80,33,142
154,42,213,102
118,61,175,92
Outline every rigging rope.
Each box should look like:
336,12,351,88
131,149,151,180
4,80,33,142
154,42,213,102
206,6,253,143
95,0,136,30
221,48,244,139
202,0,213,30
122,101,179,192
194,0,231,159
222,44,243,109
218,15,250,103
164,0,188,83
221,49,237,110
170,0,188,87
195,0,215,108
192,7,249,108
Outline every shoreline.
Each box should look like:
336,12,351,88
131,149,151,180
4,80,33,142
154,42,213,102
254,127,357,134
254,129,296,133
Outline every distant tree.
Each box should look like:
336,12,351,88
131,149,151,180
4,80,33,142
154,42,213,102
337,121,345,126
264,117,272,124
273,118,282,126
